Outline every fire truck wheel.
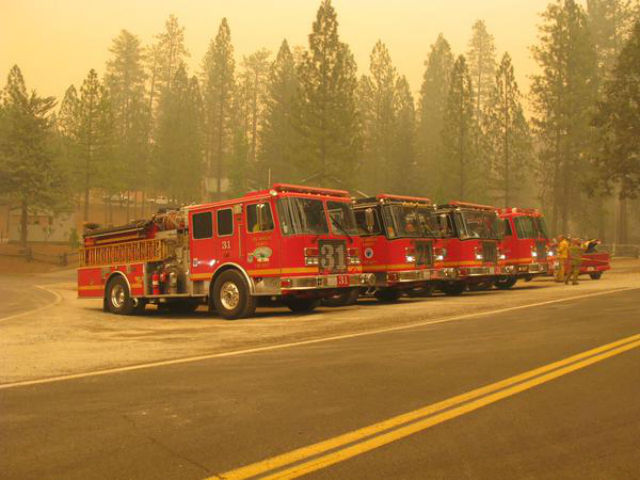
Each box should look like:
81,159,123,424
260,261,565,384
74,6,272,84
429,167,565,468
212,270,257,320
284,297,320,313
321,288,360,307
589,272,602,280
374,289,401,303
106,276,136,315
442,282,465,296
494,277,517,290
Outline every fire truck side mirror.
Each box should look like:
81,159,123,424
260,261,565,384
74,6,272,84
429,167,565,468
365,208,375,233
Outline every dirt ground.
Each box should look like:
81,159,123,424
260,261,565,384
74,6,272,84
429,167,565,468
0,258,638,385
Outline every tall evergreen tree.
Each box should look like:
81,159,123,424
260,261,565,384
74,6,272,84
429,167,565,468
240,49,271,170
154,67,203,204
442,55,478,200
0,66,66,244
57,85,81,188
297,0,361,187
467,20,497,122
259,40,300,185
77,69,104,221
417,34,454,193
359,40,398,193
202,18,236,199
391,76,417,194
593,20,640,243
484,53,532,207
105,29,148,219
530,0,597,234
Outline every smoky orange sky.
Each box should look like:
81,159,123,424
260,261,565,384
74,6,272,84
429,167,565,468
1,0,548,108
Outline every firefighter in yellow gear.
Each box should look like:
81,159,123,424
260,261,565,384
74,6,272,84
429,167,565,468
555,235,569,282
565,239,584,285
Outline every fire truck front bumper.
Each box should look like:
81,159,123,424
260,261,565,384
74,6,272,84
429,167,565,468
374,268,438,287
440,266,497,279
500,263,548,275
254,273,376,294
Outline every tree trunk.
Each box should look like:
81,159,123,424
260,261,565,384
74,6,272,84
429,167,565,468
20,199,28,247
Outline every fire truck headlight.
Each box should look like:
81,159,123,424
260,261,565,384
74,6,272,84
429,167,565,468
499,253,506,260
405,254,416,263
475,254,483,260
531,250,538,257
305,257,319,266
547,250,555,257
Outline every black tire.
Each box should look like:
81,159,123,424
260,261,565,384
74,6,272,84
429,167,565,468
105,276,135,315
589,272,602,280
322,288,360,307
442,282,466,296
285,297,320,313
494,277,517,290
212,270,257,320
374,289,401,303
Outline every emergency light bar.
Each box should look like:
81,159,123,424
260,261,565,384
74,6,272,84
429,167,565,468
376,194,432,205
446,201,497,211
498,207,540,215
271,183,350,198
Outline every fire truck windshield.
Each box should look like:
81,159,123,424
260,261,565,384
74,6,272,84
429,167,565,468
382,205,437,239
534,216,549,239
514,216,538,239
459,210,500,240
327,201,359,236
276,197,329,236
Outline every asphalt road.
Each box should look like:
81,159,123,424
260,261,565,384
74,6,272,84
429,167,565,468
1,288,639,480
0,274,60,321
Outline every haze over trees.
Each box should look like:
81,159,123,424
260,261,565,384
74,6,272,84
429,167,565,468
0,0,638,244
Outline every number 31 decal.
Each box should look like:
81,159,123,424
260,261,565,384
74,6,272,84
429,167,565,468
221,240,231,250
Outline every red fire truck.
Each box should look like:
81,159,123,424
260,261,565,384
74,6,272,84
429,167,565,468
78,184,374,319
348,194,439,302
433,201,501,295
495,208,550,289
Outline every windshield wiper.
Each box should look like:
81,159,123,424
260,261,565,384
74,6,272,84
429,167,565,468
330,215,353,243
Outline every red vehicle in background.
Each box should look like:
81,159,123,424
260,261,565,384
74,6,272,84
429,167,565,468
348,194,439,302
495,208,550,289
78,184,374,319
578,240,611,279
433,202,501,295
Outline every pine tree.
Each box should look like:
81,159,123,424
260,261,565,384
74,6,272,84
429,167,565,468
202,18,236,199
467,20,497,122
593,20,640,243
240,49,271,169
531,0,597,234
359,40,398,193
57,85,81,188
391,76,417,194
442,55,478,200
78,69,104,221
259,40,300,185
297,0,361,187
105,29,148,219
154,66,203,204
417,34,454,194
484,53,532,207
0,65,66,245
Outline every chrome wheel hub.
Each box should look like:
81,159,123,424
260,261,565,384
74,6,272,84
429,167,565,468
220,281,240,310
111,284,126,308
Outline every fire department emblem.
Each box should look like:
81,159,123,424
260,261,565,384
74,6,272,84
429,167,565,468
248,246,273,263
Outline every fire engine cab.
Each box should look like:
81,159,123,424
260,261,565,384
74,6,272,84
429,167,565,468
78,184,374,319
495,208,550,288
351,194,439,302
433,201,501,295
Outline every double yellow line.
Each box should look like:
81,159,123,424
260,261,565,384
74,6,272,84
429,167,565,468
211,333,640,480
